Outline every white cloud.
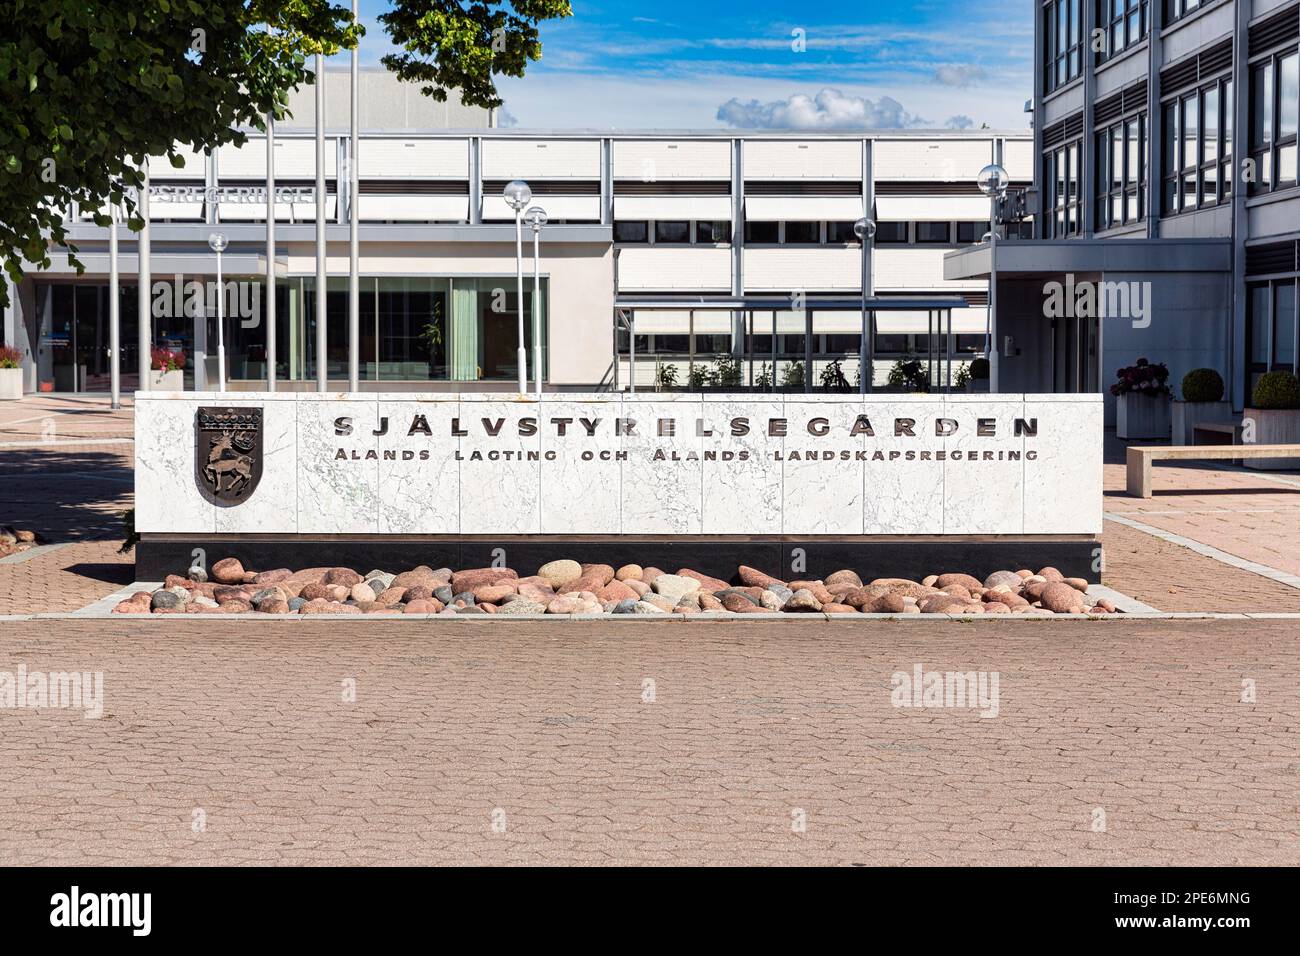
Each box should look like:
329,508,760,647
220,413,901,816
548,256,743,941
932,64,989,88
945,115,975,130
497,104,520,127
715,88,928,130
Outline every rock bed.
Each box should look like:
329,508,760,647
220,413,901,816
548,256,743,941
0,526,40,559
112,557,1117,616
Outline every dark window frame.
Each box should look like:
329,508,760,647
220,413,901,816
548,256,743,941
1044,0,1085,94
1097,0,1149,64
1162,74,1233,215
1249,47,1298,196
1095,111,1147,229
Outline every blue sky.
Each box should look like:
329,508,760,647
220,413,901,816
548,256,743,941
349,1,1034,131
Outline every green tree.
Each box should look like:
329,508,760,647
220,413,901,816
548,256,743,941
0,1,571,306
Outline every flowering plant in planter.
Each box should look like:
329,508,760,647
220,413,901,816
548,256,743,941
150,347,185,372
0,346,20,369
1109,357,1170,397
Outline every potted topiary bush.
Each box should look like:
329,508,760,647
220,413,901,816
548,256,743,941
1172,368,1232,445
1111,357,1171,439
0,346,22,400
1244,370,1300,470
150,347,186,391
965,356,990,393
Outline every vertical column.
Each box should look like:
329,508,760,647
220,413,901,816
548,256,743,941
1082,0,1097,237
468,138,482,225
1229,0,1251,410
600,138,612,225
730,138,744,359
109,208,120,408
266,112,277,391
315,55,327,392
1146,1,1163,239
861,138,874,392
137,160,151,392
348,5,360,393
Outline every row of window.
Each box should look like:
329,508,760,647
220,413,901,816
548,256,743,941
1163,77,1233,215
1099,0,1149,64
611,220,1000,246
1247,278,1297,395
1096,113,1147,229
1044,141,1082,237
617,332,987,356
1249,49,1299,195
1044,0,1085,94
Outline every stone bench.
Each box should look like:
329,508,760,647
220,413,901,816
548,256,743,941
1126,443,1300,498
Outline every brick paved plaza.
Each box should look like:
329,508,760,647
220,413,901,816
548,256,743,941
2,397,1299,865
1,618,1297,866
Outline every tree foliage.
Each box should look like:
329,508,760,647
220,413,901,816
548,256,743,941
0,1,570,306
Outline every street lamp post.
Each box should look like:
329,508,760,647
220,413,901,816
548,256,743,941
525,206,547,401
853,217,876,395
503,180,532,396
977,163,1009,393
208,232,229,393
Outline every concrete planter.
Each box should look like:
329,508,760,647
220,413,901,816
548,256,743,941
1243,407,1300,470
1172,400,1233,445
1116,393,1171,440
0,367,22,400
149,369,184,392
964,379,990,393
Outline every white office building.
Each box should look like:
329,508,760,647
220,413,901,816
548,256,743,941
3,74,1031,394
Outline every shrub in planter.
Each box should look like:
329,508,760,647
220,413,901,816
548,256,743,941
1111,357,1171,439
1251,371,1300,409
886,356,929,392
968,357,990,380
1245,371,1300,470
963,356,990,392
1172,367,1232,444
1180,368,1224,403
0,345,22,400
149,347,186,391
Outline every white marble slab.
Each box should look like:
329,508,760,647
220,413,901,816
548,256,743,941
457,400,541,534
619,399,704,534
134,392,1104,537
376,400,460,534
780,401,866,534
700,399,784,535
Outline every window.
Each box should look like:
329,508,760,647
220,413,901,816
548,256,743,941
654,220,690,244
614,220,648,243
1044,0,1084,94
915,221,951,243
1163,76,1233,214
1164,0,1203,23
1098,0,1148,63
826,221,862,243
695,220,731,243
1096,112,1146,229
1044,140,1081,236
1247,279,1298,392
956,221,990,243
1250,50,1298,195
744,220,779,243
874,221,908,243
783,221,819,244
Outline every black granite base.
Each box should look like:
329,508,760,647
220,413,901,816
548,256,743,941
137,535,1102,584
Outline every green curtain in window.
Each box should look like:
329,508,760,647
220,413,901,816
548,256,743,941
450,282,479,381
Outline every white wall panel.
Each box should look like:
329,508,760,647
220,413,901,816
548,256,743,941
481,195,600,220
616,246,731,291
358,195,468,221
1003,139,1034,180
614,196,733,219
873,246,982,291
744,140,862,179
613,140,732,179
482,139,600,179
149,146,206,180
743,247,860,290
358,138,468,178
219,138,336,178
872,139,993,181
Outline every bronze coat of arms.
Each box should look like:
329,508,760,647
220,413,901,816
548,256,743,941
195,406,263,505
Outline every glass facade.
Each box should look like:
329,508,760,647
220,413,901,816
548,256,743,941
1163,77,1233,215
